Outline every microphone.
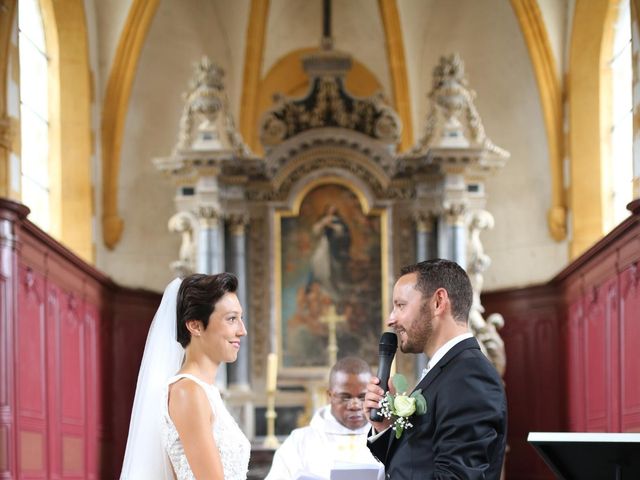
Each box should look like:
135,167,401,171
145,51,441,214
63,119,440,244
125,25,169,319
370,332,398,422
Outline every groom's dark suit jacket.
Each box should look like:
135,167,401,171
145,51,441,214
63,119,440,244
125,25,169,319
368,337,507,480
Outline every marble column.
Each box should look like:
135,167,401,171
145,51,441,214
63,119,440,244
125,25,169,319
415,214,437,262
225,215,255,438
414,213,436,378
445,203,467,270
226,215,250,389
196,207,227,388
196,208,225,275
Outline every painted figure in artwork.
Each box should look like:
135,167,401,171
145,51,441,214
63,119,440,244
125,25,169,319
280,184,382,368
308,204,351,303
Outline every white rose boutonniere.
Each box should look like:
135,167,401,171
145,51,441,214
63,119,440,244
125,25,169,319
379,373,427,439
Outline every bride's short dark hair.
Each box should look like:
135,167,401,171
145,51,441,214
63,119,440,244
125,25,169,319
176,272,238,347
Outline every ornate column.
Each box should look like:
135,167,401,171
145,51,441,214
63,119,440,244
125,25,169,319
402,54,509,376
413,211,437,376
226,213,250,388
154,57,263,395
224,213,254,438
444,202,467,269
414,212,437,262
196,206,224,275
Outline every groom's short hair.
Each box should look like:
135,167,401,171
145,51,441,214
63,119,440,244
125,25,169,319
400,259,473,324
176,272,238,347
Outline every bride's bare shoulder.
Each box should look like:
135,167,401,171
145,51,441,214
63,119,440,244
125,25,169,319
168,378,213,421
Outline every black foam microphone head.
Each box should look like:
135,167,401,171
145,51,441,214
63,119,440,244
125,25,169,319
379,331,398,356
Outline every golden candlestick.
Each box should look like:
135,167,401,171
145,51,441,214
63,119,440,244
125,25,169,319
263,352,280,448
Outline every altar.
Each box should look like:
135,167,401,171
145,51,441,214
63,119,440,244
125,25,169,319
152,17,509,443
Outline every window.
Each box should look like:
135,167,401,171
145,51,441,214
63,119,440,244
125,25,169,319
18,0,50,232
608,0,633,230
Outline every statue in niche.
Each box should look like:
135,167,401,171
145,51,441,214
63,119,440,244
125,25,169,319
467,210,506,376
168,211,198,277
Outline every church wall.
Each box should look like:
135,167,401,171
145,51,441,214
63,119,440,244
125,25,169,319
211,0,252,121
95,0,570,293
262,0,392,98
95,1,249,290
399,0,569,290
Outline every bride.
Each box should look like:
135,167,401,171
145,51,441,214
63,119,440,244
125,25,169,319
120,273,251,479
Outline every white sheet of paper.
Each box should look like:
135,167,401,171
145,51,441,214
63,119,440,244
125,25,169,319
330,463,380,480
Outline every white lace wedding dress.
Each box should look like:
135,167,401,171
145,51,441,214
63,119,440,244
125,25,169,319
162,374,251,480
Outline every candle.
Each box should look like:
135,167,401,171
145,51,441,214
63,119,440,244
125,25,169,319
266,352,278,392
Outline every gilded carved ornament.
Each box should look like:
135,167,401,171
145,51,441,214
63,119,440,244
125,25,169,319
259,48,401,152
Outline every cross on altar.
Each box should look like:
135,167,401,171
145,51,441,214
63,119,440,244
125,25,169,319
320,304,345,366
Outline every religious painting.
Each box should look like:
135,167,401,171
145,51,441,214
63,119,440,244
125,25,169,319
279,183,383,369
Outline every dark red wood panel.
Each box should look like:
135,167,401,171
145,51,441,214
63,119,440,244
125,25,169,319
484,207,640,478
567,297,586,432
0,199,162,479
16,267,46,422
483,286,564,480
16,266,48,479
583,283,609,431
84,302,99,480
620,265,640,431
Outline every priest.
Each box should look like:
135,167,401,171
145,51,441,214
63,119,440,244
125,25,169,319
265,357,384,480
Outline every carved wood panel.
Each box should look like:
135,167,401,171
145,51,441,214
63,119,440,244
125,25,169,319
16,265,48,477
583,281,609,431
620,264,640,431
567,297,586,431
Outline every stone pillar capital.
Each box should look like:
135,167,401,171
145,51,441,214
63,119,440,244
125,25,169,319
412,210,437,232
226,213,249,235
196,205,222,227
444,201,467,226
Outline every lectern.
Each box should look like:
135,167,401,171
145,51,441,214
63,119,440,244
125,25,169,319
528,432,640,479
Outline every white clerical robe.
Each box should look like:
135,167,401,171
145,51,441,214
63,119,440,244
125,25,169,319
265,405,384,480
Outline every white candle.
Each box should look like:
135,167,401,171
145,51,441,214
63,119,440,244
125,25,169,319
266,352,278,392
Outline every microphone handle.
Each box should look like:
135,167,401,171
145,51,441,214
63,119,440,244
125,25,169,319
370,355,393,422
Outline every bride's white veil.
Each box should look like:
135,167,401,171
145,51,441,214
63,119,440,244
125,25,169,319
120,278,185,479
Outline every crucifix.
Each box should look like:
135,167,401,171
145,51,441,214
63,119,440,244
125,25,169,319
321,0,333,50
320,304,345,366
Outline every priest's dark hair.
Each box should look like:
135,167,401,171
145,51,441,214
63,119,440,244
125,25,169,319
329,356,371,387
176,272,238,348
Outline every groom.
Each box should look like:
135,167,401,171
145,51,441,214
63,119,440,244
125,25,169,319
364,259,507,479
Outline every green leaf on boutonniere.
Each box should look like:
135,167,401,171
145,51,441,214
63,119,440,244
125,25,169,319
385,392,395,414
394,424,404,439
392,373,409,394
411,388,427,415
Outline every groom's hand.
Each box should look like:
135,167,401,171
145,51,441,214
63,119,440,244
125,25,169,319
363,376,393,432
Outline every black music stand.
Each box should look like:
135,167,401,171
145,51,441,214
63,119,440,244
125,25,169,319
528,432,640,480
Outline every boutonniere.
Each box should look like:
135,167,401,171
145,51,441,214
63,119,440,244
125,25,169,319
379,373,427,439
